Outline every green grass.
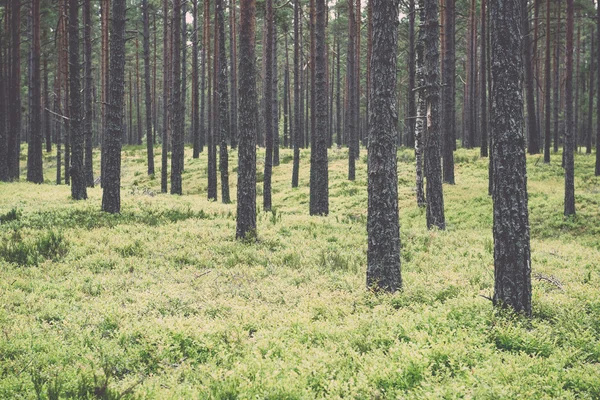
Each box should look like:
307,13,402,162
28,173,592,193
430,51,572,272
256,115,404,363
0,144,599,399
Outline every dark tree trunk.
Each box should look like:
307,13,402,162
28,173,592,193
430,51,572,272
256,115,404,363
366,0,401,293
310,0,329,216
575,25,580,150
236,0,258,239
161,0,170,192
229,0,238,149
292,0,301,188
490,0,532,315
564,0,575,216
346,0,356,180
181,0,187,148
100,0,110,186
354,0,361,151
553,0,560,153
207,0,218,200
423,0,444,230
283,30,290,149
192,0,200,158
43,55,51,153
543,0,551,163
136,36,142,146
597,3,600,176
83,0,94,187
523,0,538,155
216,0,231,203
0,18,7,182
102,0,126,213
406,0,416,149
586,28,594,155
27,0,43,183
442,0,455,183
171,0,184,195
336,31,341,148
480,0,488,158
69,0,87,199
8,0,21,180
263,0,274,211
365,0,371,147
143,0,155,175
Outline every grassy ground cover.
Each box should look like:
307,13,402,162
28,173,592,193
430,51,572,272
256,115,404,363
0,145,599,399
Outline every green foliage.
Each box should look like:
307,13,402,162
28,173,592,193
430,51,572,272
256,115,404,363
1,145,599,398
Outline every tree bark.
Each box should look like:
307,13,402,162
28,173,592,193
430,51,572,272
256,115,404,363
553,0,561,154
292,0,301,188
564,0,575,216
442,0,455,183
143,0,155,175
0,17,7,182
83,0,94,187
102,0,126,213
216,0,231,203
27,0,43,183
310,0,329,216
346,0,356,180
100,0,110,186
596,2,600,176
415,0,426,208
171,0,184,195
273,24,280,166
229,0,238,149
161,0,170,192
406,0,416,149
8,0,21,180
423,0,445,230
236,0,258,239
586,28,594,154
490,0,532,315
480,0,488,157
366,0,401,293
523,0,539,155
264,0,274,211
544,0,551,162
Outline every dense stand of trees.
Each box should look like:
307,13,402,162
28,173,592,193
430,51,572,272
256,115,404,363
1,0,599,314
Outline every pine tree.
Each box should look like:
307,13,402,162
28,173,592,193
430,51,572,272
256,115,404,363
216,0,231,203
442,0,455,183
564,0,575,216
83,0,94,187
291,0,301,188
143,0,155,175
27,0,43,183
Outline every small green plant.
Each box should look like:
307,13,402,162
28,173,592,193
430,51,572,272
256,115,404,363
0,208,21,224
0,230,68,266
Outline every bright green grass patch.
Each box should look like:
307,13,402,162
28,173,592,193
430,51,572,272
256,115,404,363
0,145,599,398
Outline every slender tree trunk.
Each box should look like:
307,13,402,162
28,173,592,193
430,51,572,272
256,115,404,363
491,0,531,315
161,0,170,192
596,3,600,176
336,30,341,148
102,0,126,213
129,71,133,144
553,0,561,153
101,0,110,186
480,0,488,157
27,0,43,183
171,0,184,195
424,0,444,230
236,0,257,239
143,0,155,175
283,30,290,149
292,0,301,188
365,0,372,147
136,35,142,146
310,0,329,215
524,0,539,155
575,24,580,151
8,0,21,180
69,0,87,199
544,0,551,162
264,0,274,211
0,19,7,182
407,0,416,149
43,55,51,153
415,0,426,208
207,0,218,200
229,0,238,149
192,0,200,158
442,0,455,183
355,0,361,151
83,0,94,187
181,0,187,147
216,0,231,203
564,0,575,216
346,0,356,180
586,28,594,154
367,0,401,293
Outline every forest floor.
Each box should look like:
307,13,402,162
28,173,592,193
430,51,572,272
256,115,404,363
1,145,599,399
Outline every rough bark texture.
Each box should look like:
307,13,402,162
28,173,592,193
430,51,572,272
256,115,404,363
236,0,257,239
69,0,87,200
597,3,600,176
586,29,594,155
8,0,21,180
27,0,43,183
161,0,170,192
263,0,274,211
291,0,301,188
171,0,184,195
543,0,551,162
406,0,416,148
273,24,280,166
0,19,7,182
229,0,238,149
490,0,532,315
192,0,201,158
102,0,126,213
523,0,538,155
207,0,218,201
100,0,110,186
217,0,231,203
346,0,356,181
553,0,560,154
423,0,444,230
83,0,94,187
309,0,329,216
336,33,341,148
143,0,155,175
564,0,575,216
366,0,401,293
442,0,455,183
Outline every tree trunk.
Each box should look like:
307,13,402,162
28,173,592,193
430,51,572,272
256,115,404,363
480,0,488,157
292,0,301,188
523,0,539,155
0,18,7,182
596,3,600,176
553,0,561,153
216,0,231,203
423,0,445,230
27,0,43,183
366,0,401,293
136,35,142,146
442,0,455,183
236,0,258,239
406,0,416,149
69,0,87,199
43,53,51,153
264,0,274,211
8,0,21,180
230,0,238,149
100,0,110,186
586,28,594,155
575,25,580,151
346,0,356,180
102,0,126,213
415,0,426,208
283,29,290,149
171,0,184,195
564,0,575,216
336,30,342,148
310,0,329,216
273,24,280,166
143,0,155,175
181,0,187,148
161,0,170,192
83,0,94,187
490,0,531,315
207,0,217,200
543,0,551,163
